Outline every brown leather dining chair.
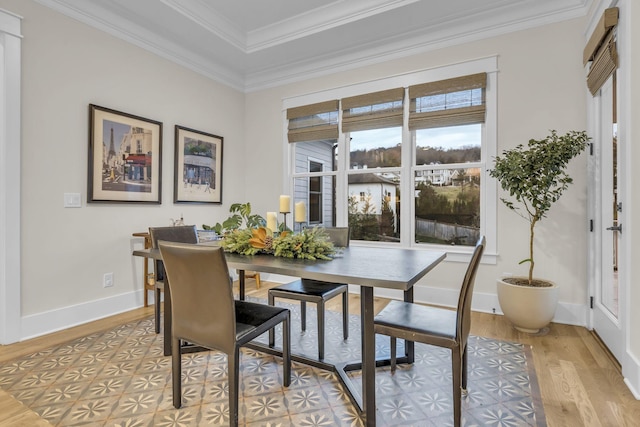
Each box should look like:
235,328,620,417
159,241,291,427
268,227,349,360
373,236,485,427
148,225,199,333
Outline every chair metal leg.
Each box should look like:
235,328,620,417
229,348,240,427
462,344,469,394
342,290,349,340
317,301,325,360
172,337,182,409
452,347,462,427
390,336,397,374
155,288,161,334
283,314,291,387
300,301,306,331
268,294,275,348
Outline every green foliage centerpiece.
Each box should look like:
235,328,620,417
205,203,337,260
222,226,337,260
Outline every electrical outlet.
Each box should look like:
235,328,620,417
103,272,114,288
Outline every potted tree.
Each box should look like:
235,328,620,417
489,130,589,333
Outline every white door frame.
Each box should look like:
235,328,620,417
587,0,630,372
0,8,22,344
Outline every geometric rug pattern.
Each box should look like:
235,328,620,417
0,297,546,426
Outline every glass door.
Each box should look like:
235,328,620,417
593,74,624,363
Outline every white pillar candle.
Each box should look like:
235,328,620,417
279,195,291,213
266,212,277,232
295,201,306,222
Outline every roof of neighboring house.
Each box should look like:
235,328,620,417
348,173,398,185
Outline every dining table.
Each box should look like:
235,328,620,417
133,242,446,426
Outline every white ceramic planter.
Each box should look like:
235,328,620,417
496,277,558,333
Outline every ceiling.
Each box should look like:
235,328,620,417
35,0,590,92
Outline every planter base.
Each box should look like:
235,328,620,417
496,277,558,334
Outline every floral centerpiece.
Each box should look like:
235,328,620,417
204,202,338,260
221,226,337,260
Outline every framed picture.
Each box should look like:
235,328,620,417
174,125,223,204
88,104,162,203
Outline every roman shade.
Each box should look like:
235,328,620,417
584,7,619,96
409,73,486,130
342,88,404,132
287,100,339,143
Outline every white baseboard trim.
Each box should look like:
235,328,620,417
20,290,144,341
347,283,588,327
20,275,589,342
623,351,640,400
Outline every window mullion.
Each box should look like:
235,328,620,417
335,105,348,227
402,87,413,247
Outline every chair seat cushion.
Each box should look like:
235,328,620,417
235,300,289,340
374,300,457,340
270,279,347,298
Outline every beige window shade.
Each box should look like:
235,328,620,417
287,100,339,143
584,8,619,96
342,88,404,132
409,73,486,130
587,31,618,96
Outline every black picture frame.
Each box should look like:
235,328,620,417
173,125,223,204
88,104,162,203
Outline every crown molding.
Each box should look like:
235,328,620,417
245,1,590,91
34,0,591,93
34,0,245,91
246,0,419,52
159,0,246,51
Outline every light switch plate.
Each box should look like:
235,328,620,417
64,193,81,208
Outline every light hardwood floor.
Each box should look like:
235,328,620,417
1,280,639,427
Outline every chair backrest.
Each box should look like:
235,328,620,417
456,236,485,343
159,241,236,354
149,225,198,249
149,225,198,281
323,227,350,247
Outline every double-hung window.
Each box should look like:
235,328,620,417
343,88,404,242
286,58,496,256
410,73,486,247
288,101,339,227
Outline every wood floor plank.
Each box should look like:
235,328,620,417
559,359,602,427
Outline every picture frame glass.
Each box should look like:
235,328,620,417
89,105,162,203
174,126,223,204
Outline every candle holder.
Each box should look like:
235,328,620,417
280,212,289,231
296,221,306,233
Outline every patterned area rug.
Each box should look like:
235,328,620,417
0,298,545,426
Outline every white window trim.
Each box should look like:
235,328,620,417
283,56,498,264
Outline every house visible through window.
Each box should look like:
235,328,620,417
286,58,496,254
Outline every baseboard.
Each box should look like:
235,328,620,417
623,351,640,400
20,290,144,341
346,283,588,327
20,276,589,342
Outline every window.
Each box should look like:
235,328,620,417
289,101,339,227
285,58,497,255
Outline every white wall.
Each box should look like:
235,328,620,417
0,0,246,337
244,17,589,322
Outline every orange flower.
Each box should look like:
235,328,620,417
249,227,273,250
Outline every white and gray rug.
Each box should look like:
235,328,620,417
0,298,545,426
